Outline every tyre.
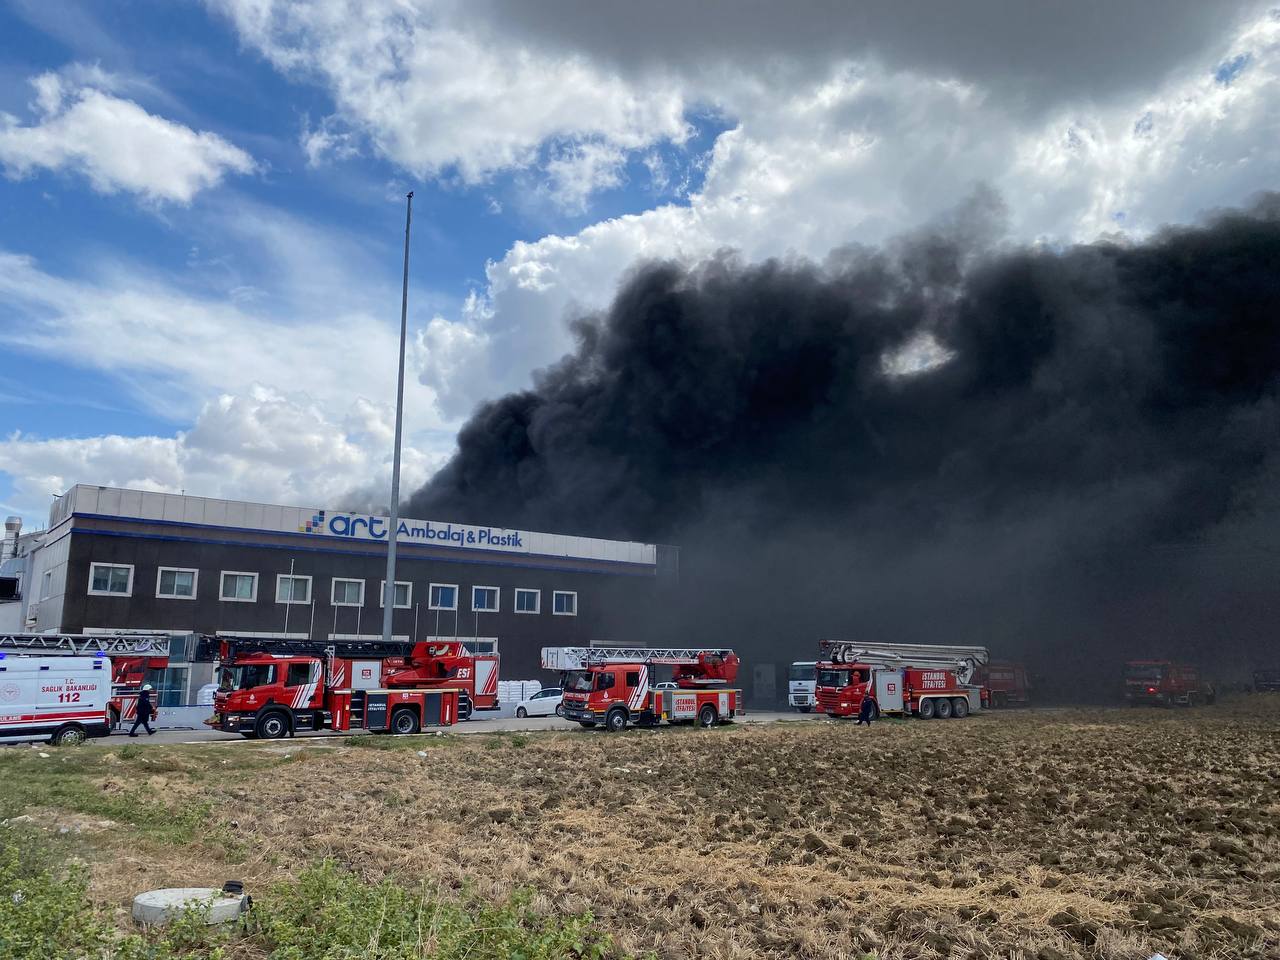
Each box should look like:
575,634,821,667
516,707,528,718
918,698,936,720
52,725,86,746
936,698,953,719
605,708,627,733
555,703,564,717
458,693,474,721
108,708,121,732
256,711,290,740
578,721,597,728
391,708,420,735
952,697,970,719
698,704,718,728
868,702,880,721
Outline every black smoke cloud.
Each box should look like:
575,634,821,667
409,196,1280,698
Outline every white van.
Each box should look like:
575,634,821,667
0,654,112,745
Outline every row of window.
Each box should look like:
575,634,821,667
87,563,578,616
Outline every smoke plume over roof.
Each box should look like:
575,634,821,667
409,196,1280,693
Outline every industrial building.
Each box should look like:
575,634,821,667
0,485,677,705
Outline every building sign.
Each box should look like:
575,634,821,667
300,510,528,551
62,485,658,566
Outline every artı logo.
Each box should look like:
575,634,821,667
299,510,326,534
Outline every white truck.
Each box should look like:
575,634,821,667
789,661,817,712
0,653,112,745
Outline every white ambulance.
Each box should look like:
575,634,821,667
0,654,112,745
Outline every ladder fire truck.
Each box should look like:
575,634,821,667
0,633,170,742
203,636,486,738
542,645,743,732
814,640,989,720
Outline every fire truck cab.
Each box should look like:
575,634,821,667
814,640,988,720
543,646,743,732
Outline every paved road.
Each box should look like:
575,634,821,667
84,708,820,746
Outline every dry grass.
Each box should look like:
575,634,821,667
5,698,1280,959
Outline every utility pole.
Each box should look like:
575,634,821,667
382,191,413,644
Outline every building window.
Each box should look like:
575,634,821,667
332,578,364,607
220,571,258,602
41,570,52,600
379,580,412,609
552,590,577,616
471,586,499,612
155,666,189,708
276,574,312,605
88,563,133,597
156,567,198,600
514,588,540,614
428,583,458,611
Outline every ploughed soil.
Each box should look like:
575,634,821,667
8,698,1280,959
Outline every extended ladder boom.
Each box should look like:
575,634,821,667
820,640,989,684
0,633,171,657
541,646,735,670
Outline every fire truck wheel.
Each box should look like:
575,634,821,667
952,697,970,719
391,708,420,735
52,724,87,746
698,704,718,728
918,698,936,720
605,708,627,732
516,707,528,718
935,697,953,720
256,711,290,740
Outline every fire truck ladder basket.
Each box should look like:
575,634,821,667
540,646,735,670
0,633,172,657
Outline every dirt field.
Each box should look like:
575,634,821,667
4,699,1279,959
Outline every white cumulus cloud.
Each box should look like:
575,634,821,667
0,66,255,203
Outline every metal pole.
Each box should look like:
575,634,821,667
382,191,413,644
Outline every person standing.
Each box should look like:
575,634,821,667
129,683,157,737
856,695,876,726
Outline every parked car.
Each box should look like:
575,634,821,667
515,687,564,718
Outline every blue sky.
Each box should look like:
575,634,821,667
1,0,1276,526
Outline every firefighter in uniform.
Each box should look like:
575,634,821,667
856,693,876,726
129,683,157,737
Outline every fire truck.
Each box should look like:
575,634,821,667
204,637,488,738
0,633,167,744
1124,660,1213,706
976,659,1030,708
542,645,743,732
814,640,989,720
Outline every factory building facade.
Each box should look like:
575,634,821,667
13,485,677,704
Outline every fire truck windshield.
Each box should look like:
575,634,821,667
230,663,276,689
816,668,851,687
564,671,594,693
1125,664,1164,682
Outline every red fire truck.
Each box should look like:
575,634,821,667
976,659,1030,708
1124,660,1213,707
814,640,989,720
205,637,483,738
0,633,170,732
542,645,743,732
